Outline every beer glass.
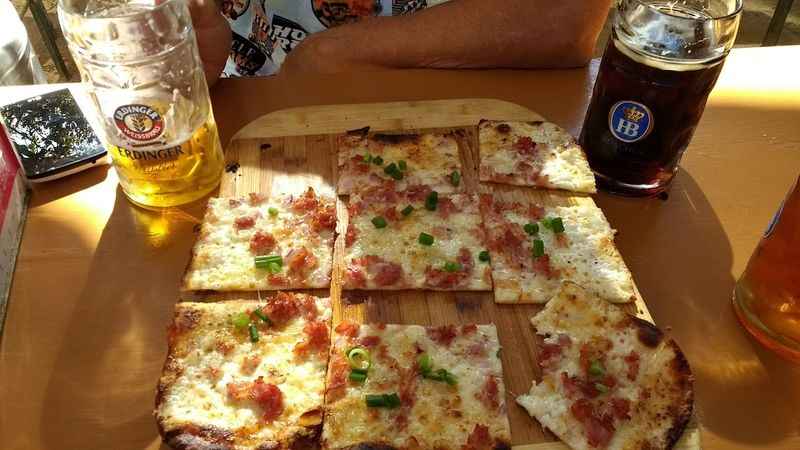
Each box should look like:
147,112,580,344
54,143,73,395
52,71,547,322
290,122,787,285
58,0,224,208
580,0,742,196
733,176,800,363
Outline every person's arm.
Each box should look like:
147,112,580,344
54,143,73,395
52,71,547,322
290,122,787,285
281,0,612,74
189,0,232,86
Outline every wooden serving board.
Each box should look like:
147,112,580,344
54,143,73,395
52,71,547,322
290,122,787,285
212,99,700,450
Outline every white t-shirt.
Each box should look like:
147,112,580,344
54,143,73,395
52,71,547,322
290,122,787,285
221,0,450,77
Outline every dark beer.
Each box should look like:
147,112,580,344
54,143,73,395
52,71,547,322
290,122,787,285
580,0,741,196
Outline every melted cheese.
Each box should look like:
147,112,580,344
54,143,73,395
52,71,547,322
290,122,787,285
344,194,491,290
323,324,510,450
157,297,331,448
337,133,463,194
183,193,335,290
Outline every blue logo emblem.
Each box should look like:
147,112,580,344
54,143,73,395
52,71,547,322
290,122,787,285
608,101,653,143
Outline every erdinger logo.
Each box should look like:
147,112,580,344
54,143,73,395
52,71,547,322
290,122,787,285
113,104,164,142
608,101,653,143
311,0,382,28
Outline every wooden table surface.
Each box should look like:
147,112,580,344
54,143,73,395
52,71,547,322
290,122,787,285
1,45,799,450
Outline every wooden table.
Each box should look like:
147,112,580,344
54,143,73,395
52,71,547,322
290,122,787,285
1,45,799,450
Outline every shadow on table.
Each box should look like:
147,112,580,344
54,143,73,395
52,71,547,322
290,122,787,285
595,169,800,446
36,187,205,450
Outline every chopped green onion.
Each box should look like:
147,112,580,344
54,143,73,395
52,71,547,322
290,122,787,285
231,312,250,330
372,156,384,166
268,207,279,217
450,171,461,187
418,353,433,374
443,261,462,272
398,160,407,171
588,360,605,377
523,223,539,235
255,255,283,270
349,371,367,383
253,309,272,325
371,216,388,229
594,383,609,393
384,162,403,180
550,217,565,233
532,239,545,257
266,262,281,274
363,153,373,164
479,251,490,262
401,205,414,217
365,393,401,408
418,232,434,246
248,323,260,343
424,368,458,386
347,348,372,371
424,191,439,211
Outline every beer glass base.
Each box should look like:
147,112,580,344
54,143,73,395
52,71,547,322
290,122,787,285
594,171,672,197
732,288,800,364
121,180,220,210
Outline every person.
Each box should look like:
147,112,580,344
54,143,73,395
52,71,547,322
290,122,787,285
190,0,612,85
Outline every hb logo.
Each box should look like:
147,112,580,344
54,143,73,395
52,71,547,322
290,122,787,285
608,101,653,143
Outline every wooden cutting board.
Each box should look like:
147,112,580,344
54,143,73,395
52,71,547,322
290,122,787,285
214,98,700,450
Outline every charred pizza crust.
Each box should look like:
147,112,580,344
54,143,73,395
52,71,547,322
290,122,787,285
478,120,596,193
155,294,331,450
516,282,693,450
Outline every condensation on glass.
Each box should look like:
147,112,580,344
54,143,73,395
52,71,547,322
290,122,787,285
58,0,224,208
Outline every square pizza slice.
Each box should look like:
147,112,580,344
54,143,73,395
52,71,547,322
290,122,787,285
342,185,492,291
323,322,511,450
337,132,464,195
155,293,332,450
479,192,635,303
182,187,336,291
478,120,596,193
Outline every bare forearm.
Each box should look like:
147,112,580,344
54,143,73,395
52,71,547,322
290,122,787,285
290,0,611,72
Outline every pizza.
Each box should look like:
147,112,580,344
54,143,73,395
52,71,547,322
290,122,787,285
322,322,511,450
516,282,694,450
182,187,336,291
155,293,332,450
342,184,492,290
479,191,635,303
478,120,596,193
337,131,464,195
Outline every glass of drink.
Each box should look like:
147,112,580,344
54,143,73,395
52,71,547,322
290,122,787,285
580,0,742,196
733,176,800,363
58,0,224,208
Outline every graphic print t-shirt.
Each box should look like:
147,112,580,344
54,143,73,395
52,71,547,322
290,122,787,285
222,0,450,77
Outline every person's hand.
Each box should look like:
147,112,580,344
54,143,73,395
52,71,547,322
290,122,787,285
188,0,231,86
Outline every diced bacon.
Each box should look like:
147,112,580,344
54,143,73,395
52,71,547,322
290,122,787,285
345,265,367,288
463,424,493,450
248,192,265,205
539,334,571,368
287,247,318,274
249,231,277,253
457,248,474,273
361,181,398,205
611,397,631,420
424,267,463,289
205,366,222,381
240,354,262,374
555,232,570,248
437,197,458,218
216,340,234,355
405,184,432,202
350,155,370,173
513,136,537,155
383,206,399,221
234,216,256,230
394,412,409,432
359,335,381,347
251,377,284,422
398,366,418,408
373,261,404,286
461,324,478,335
466,342,487,358
326,355,350,402
347,201,365,217
624,351,640,381
312,203,336,232
427,325,458,347
335,321,360,338
298,295,319,320
476,375,500,411
529,205,545,220
267,274,288,286
532,254,558,279
291,187,320,212
579,341,613,375
294,320,330,356
264,292,300,323
228,199,242,207
345,223,357,247
487,224,523,253
226,381,251,401
570,398,615,448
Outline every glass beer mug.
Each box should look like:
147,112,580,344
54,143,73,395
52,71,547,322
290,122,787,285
580,0,742,196
58,0,224,208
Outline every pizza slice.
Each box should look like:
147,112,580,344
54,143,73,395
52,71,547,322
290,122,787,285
155,293,332,450
480,191,635,303
337,131,464,195
516,282,694,450
342,185,492,290
182,187,336,291
322,322,511,450
478,120,596,193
